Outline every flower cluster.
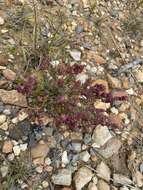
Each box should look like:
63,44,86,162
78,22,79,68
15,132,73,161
17,75,37,95
16,61,128,130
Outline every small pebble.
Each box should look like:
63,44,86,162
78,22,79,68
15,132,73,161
0,114,6,124
13,145,21,156
0,17,4,25
42,181,49,188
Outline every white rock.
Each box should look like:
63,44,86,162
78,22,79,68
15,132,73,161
92,175,98,184
110,107,119,115
140,40,143,47
0,115,6,124
126,88,135,95
135,69,143,83
20,143,27,151
79,151,90,162
42,181,49,188
113,174,133,186
36,166,43,173
96,161,111,182
7,153,15,161
62,151,69,165
45,157,52,165
0,122,8,131
74,167,93,190
13,145,21,156
120,187,129,190
92,125,112,148
94,101,110,110
88,182,98,190
70,50,81,61
0,17,4,25
0,165,8,177
52,169,72,186
76,73,88,84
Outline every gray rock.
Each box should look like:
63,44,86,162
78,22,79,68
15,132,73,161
9,120,31,141
71,142,82,152
139,163,143,173
52,169,72,186
84,133,92,144
44,127,54,136
76,25,84,33
74,166,93,190
96,138,122,159
0,102,4,113
96,161,111,182
92,125,112,148
113,173,133,186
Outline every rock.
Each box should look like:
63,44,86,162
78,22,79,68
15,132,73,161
0,122,8,131
2,140,13,153
133,171,143,187
0,90,27,107
42,181,49,188
110,107,119,115
94,101,110,110
96,161,111,182
120,187,129,190
31,142,49,161
52,169,72,186
79,150,90,162
0,114,6,124
13,145,21,156
45,157,51,165
71,142,82,152
0,166,8,177
111,186,118,190
92,175,98,184
17,120,31,136
76,73,88,84
109,114,123,128
86,51,106,64
135,68,143,83
36,166,43,173
0,17,4,25
113,174,133,186
84,133,92,144
139,163,143,173
74,166,93,190
62,151,69,165
107,74,121,88
96,138,122,159
19,143,27,151
88,182,98,190
70,132,83,140
92,125,112,148
70,50,81,61
2,69,16,81
111,90,128,101
97,180,110,190
61,188,72,190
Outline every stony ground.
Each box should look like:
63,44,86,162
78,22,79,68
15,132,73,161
0,0,143,190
